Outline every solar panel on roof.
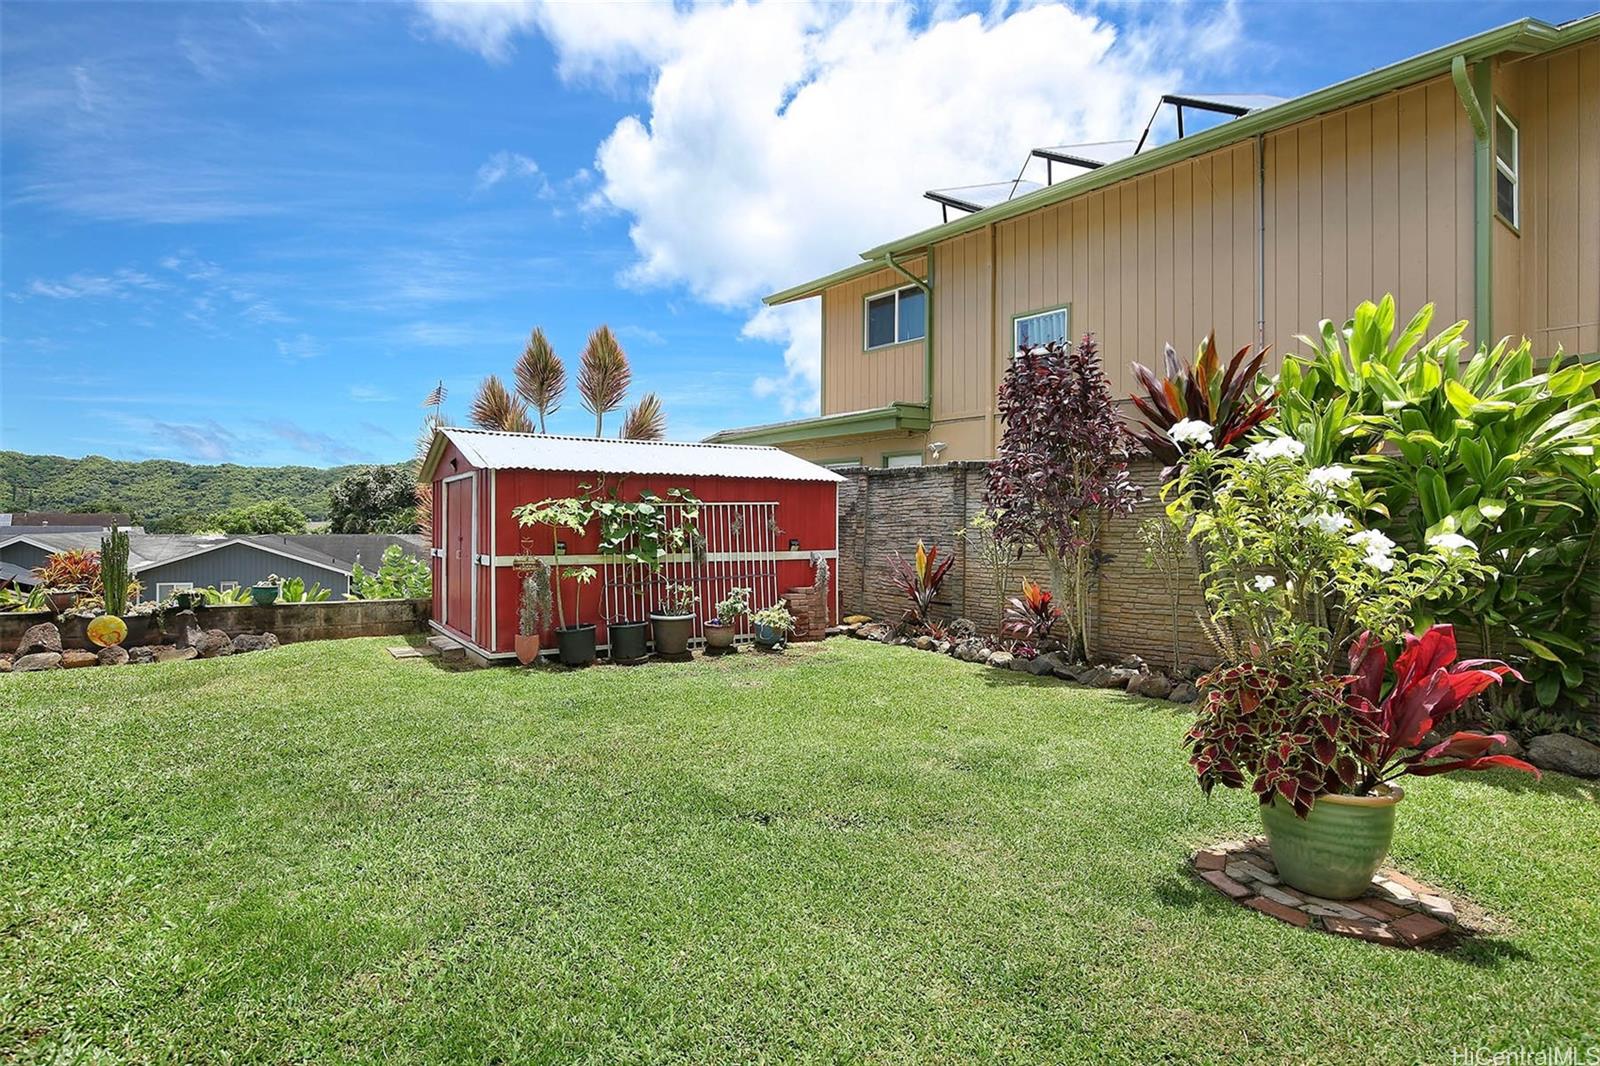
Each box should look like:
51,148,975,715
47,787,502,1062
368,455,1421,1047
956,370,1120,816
922,179,1044,216
1031,139,1139,171
1161,92,1286,116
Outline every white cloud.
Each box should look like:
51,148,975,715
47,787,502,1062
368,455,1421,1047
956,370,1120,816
276,333,324,360
474,150,549,195
22,268,166,300
419,0,1240,414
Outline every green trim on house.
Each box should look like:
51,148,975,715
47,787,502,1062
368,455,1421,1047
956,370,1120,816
704,403,932,446
1453,55,1494,345
764,15,1600,306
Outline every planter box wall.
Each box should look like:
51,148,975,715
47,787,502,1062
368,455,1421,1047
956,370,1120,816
0,598,431,653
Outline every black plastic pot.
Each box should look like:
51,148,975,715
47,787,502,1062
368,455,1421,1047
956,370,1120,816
609,621,649,663
650,613,695,657
556,624,597,666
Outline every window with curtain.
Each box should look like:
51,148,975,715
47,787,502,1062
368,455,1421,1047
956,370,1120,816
1014,306,1069,352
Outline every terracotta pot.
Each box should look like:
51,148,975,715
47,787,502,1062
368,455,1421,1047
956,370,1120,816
44,589,81,614
1259,785,1403,900
704,622,737,650
514,633,543,665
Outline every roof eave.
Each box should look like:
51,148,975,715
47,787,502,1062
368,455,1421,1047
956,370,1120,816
857,14,1593,260
706,402,931,446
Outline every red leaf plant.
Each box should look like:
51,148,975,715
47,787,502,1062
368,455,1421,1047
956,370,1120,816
32,548,101,592
886,540,955,633
1002,577,1061,643
1188,624,1538,818
1129,333,1276,475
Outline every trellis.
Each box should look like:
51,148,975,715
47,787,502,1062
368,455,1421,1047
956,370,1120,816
599,500,782,646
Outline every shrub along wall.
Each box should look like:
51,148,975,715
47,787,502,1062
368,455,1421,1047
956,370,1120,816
835,459,1215,670
0,598,431,653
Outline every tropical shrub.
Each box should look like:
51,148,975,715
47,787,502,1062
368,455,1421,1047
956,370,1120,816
713,587,752,625
1277,295,1600,713
280,577,333,603
33,548,100,592
1129,333,1276,476
200,584,255,605
1137,517,1188,674
954,508,1020,636
986,334,1139,658
350,545,432,600
1001,577,1060,643
751,603,795,634
1189,624,1537,816
886,540,954,633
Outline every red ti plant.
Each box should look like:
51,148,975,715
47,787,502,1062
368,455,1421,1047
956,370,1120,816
1189,624,1538,818
886,540,954,633
1343,624,1539,793
1129,333,1276,475
32,548,101,592
1002,577,1061,643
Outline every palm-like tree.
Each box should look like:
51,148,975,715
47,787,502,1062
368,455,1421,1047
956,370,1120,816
470,374,533,433
514,327,565,433
620,391,666,441
578,325,631,437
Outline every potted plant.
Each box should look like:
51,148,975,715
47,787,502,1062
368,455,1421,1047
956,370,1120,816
32,547,100,615
650,581,698,657
173,589,207,611
705,586,751,652
250,575,283,606
511,496,599,667
515,562,551,665
1171,438,1538,899
586,484,702,663
751,603,795,649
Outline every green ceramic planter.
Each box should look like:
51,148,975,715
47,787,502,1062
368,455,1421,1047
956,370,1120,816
1259,786,1402,900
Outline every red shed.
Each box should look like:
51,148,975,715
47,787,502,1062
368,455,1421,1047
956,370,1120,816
420,428,844,660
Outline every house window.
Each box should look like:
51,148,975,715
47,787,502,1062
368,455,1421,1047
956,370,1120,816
1494,106,1518,228
1015,306,1070,352
883,452,923,469
864,286,926,350
219,581,238,592
155,582,193,601
820,458,862,471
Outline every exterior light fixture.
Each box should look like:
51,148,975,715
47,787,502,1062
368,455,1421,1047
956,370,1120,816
928,441,947,461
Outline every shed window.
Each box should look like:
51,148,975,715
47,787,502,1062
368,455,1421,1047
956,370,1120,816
864,286,926,350
1494,107,1518,228
1014,306,1070,352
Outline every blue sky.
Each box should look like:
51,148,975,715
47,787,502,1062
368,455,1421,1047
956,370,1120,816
2,0,1593,467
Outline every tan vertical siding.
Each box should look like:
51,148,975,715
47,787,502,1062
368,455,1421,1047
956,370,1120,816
820,257,927,414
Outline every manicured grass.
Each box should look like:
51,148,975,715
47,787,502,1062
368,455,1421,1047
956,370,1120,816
2,638,1596,1062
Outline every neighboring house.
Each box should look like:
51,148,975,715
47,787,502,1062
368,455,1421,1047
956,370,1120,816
0,532,427,602
709,15,1600,467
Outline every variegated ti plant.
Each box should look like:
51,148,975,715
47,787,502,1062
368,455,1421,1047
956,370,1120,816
1129,333,1277,476
886,540,954,634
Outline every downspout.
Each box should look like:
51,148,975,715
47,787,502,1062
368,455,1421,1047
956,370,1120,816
884,252,934,416
1452,54,1493,343
1256,133,1266,350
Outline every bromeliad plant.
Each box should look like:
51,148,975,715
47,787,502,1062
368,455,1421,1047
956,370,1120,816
1190,624,1538,817
886,540,954,634
1130,333,1276,477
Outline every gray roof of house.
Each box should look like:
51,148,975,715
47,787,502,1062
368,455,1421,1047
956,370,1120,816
0,561,39,587
264,534,428,571
0,531,383,575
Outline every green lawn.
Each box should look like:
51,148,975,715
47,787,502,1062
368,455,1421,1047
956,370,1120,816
3,638,1596,1063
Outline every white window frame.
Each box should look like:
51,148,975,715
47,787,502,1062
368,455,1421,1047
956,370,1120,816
882,452,924,469
820,458,863,471
863,285,926,351
1013,305,1071,352
155,582,194,601
1494,105,1519,229
219,581,238,592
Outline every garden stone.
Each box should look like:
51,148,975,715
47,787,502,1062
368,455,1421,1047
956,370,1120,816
1488,734,1522,758
1007,655,1031,672
1118,654,1147,671
1076,665,1112,687
156,646,198,663
172,610,202,649
934,641,951,655
1526,734,1600,779
14,652,62,672
1051,662,1084,682
232,633,279,654
912,635,934,651
97,645,130,667
128,646,158,664
1033,651,1067,674
1097,667,1137,690
1127,672,1173,700
986,651,1013,669
61,650,99,669
196,630,235,658
1024,656,1055,676
1168,681,1199,704
16,622,61,657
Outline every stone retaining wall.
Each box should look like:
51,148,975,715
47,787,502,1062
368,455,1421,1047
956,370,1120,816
0,598,431,653
835,459,1215,670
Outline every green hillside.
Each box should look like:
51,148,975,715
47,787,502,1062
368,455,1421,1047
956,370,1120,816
0,451,412,526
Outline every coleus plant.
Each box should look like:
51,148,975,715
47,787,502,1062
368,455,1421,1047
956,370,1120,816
886,540,954,632
1130,333,1276,475
1002,577,1061,643
1188,623,1539,817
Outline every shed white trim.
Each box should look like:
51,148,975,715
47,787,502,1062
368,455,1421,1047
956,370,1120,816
422,428,847,483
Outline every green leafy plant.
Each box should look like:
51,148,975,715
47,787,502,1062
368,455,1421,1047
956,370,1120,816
200,585,256,605
712,587,752,625
280,577,333,603
0,586,46,612
659,581,697,616
1138,517,1190,675
511,496,597,632
751,603,795,634
350,546,433,600
1277,295,1600,712
954,507,1021,636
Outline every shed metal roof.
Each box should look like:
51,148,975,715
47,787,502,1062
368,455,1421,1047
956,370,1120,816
427,428,846,483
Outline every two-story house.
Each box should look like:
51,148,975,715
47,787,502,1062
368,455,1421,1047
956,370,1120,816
709,14,1599,468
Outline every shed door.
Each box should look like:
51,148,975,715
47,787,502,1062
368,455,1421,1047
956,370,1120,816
445,477,473,635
